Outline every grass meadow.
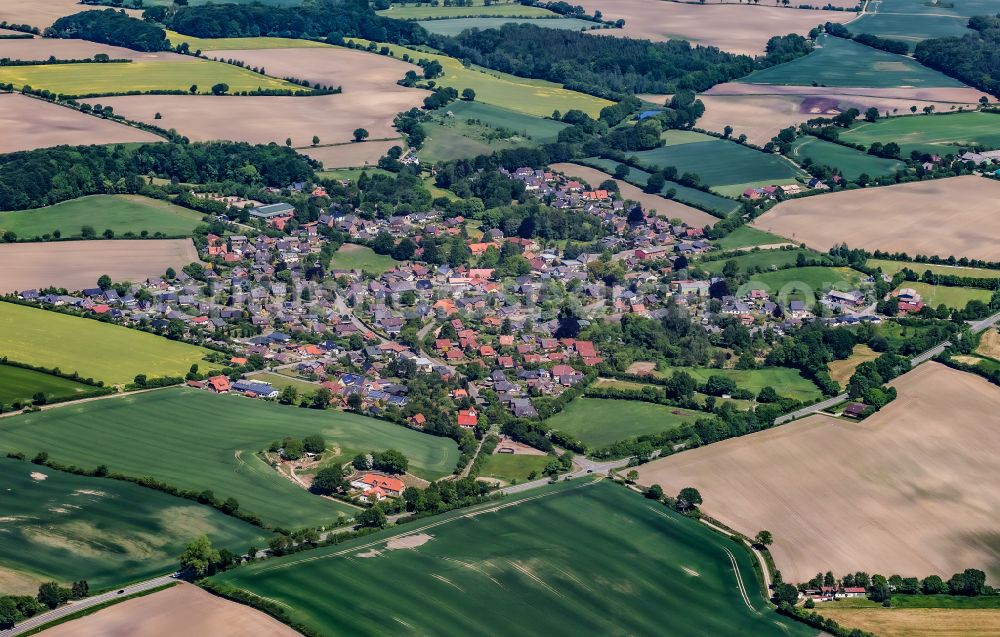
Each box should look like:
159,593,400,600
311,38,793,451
0,388,460,527
0,456,264,592
208,479,814,637
868,258,1000,279
443,100,569,142
896,281,992,309
543,398,702,448
711,226,788,250
478,453,550,484
0,195,204,240
839,111,1000,157
657,366,823,402
0,364,93,406
0,302,211,385
328,244,399,273
699,248,830,275
788,135,905,180
748,266,866,300
164,30,330,51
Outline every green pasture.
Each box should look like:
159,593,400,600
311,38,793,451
712,226,788,250
0,388,461,528
329,244,399,273
748,266,866,299
478,453,550,483
788,135,905,180
0,302,211,386
347,39,611,117
738,35,965,88
0,364,92,406
164,30,329,51
543,398,702,448
0,60,302,96
0,195,204,240
852,0,990,47
0,456,263,592
658,366,824,403
317,167,394,181
839,112,1000,157
378,2,558,19
580,157,740,216
699,248,829,275
867,258,1000,279
896,281,992,309
209,479,813,637
420,121,525,163
417,17,599,37
443,100,569,142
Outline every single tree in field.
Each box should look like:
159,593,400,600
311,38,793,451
312,135,320,146
189,84,198,94
353,128,369,142
165,266,176,280
723,125,733,138
179,535,220,577
461,88,475,101
285,137,292,147
211,83,229,95
754,530,773,548
625,470,639,483
97,274,112,289
675,487,702,511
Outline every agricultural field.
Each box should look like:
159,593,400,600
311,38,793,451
868,258,1000,280
548,163,720,227
695,94,822,147
543,398,703,448
417,17,601,37
0,0,141,28
0,363,93,407
0,195,205,241
711,226,788,250
698,248,830,275
896,281,992,309
477,453,550,484
379,1,557,19
0,37,189,63
0,60,303,96
164,30,330,51
815,606,1000,637
301,140,403,170
419,120,528,163
754,176,1000,261
0,238,200,294
629,135,806,197
976,329,1000,361
0,388,460,528
0,456,264,593
657,366,823,403
442,100,569,143
0,93,162,154
208,479,813,637
328,243,399,273
852,0,991,47
637,362,1000,583
839,111,1000,157
0,302,212,385
827,344,879,388
36,583,302,637
787,135,905,180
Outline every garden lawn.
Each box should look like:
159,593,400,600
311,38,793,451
443,100,569,143
478,453,550,484
0,364,93,406
748,266,866,297
164,30,330,51
417,17,599,37
543,398,702,448
0,388,461,528
896,281,992,309
699,248,830,275
329,244,398,273
0,302,212,385
712,226,788,250
0,456,264,592
207,479,814,637
658,366,823,402
0,60,303,96
378,2,558,19
839,112,1000,157
788,135,905,180
868,258,1000,279
346,39,611,117
0,195,204,240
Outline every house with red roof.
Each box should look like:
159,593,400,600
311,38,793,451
207,375,231,393
457,408,479,428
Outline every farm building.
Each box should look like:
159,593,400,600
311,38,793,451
231,380,278,398
350,473,405,502
249,202,295,219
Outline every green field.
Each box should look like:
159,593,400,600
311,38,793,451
420,121,526,163
317,167,394,181
700,248,829,275
868,258,1000,279
0,456,264,592
245,371,324,395
839,112,1000,157
478,453,550,483
0,388,461,528
629,139,805,197
329,244,399,273
580,157,740,216
543,398,702,448
347,39,611,117
788,135,905,180
378,2,558,19
0,60,302,96
443,100,569,142
748,266,866,299
712,226,788,250
852,0,991,47
417,17,599,37
208,479,813,637
164,30,330,51
896,281,992,309
658,366,824,402
832,594,1000,609
0,302,211,385
0,195,204,240
0,364,93,406
738,35,965,88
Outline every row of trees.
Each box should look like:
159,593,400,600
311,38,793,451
915,14,1000,97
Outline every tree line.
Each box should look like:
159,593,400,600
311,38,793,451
915,14,1000,98
47,8,169,52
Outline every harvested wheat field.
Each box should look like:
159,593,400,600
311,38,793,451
827,344,879,388
754,176,1000,260
976,329,1000,360
0,0,141,28
0,38,191,63
0,93,162,154
35,583,301,637
814,607,1000,637
549,163,719,228
0,239,199,293
637,362,1000,583
302,139,403,169
570,0,852,55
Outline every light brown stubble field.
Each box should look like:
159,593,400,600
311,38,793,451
814,607,1000,637
0,239,199,293
636,362,1000,583
549,163,719,228
34,583,302,637
0,0,141,28
302,139,404,169
0,93,163,154
0,38,192,63
753,176,1000,260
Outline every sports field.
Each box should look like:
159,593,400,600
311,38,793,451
712,226,788,250
328,243,399,273
0,195,204,240
443,100,569,143
868,258,1000,280
657,366,823,402
417,17,598,37
896,281,992,309
378,1,557,19
164,30,330,51
0,456,264,593
788,135,905,180
0,60,302,96
839,111,1000,157
346,39,611,118
0,363,92,406
0,302,211,385
543,398,703,448
208,479,814,637
699,248,829,275
0,388,460,527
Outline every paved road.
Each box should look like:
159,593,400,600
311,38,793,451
0,576,177,636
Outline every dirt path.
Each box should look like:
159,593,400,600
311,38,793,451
0,385,172,420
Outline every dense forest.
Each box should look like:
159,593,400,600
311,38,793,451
47,9,169,52
0,143,315,210
160,0,424,44
914,14,1000,98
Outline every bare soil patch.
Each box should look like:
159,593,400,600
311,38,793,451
571,0,852,55
0,0,141,28
34,582,302,637
0,239,199,293
494,435,547,456
754,176,1000,260
637,362,1000,582
303,140,403,169
815,607,1000,637
549,163,718,228
975,329,1000,360
626,361,657,375
0,93,161,154
386,533,433,550
0,38,191,63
